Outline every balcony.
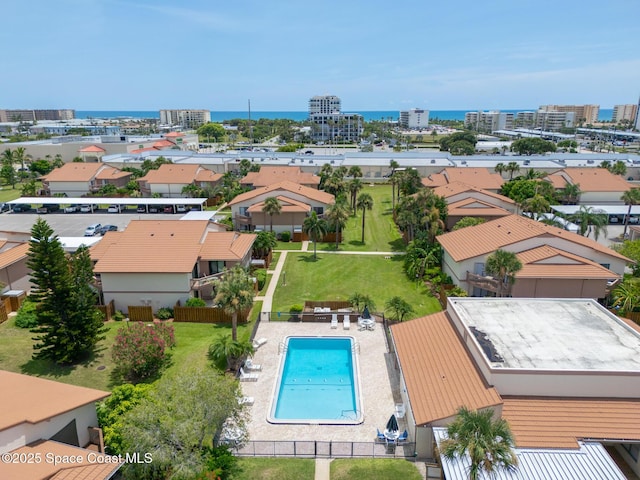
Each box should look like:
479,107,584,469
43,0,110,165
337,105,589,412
465,271,512,297
191,272,225,289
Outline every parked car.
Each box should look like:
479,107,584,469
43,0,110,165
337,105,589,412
148,205,160,213
107,204,121,213
163,205,174,213
176,204,189,213
12,204,32,213
84,223,102,236
0,203,10,213
98,224,118,235
64,204,80,213
36,204,61,214
137,204,147,213
80,204,93,213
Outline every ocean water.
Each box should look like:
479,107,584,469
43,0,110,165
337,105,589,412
76,109,614,122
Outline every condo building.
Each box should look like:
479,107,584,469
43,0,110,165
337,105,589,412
539,104,599,124
612,104,638,124
399,108,430,130
159,109,211,129
0,109,75,122
308,95,363,143
308,95,341,115
464,111,513,132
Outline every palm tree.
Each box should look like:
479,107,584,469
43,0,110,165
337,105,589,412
261,196,282,232
520,194,550,220
348,178,363,211
389,159,400,211
213,266,255,341
560,183,581,205
385,296,414,322
302,211,328,260
484,249,523,297
570,206,608,240
612,280,640,316
252,231,277,259
356,192,374,243
319,163,333,189
621,188,640,239
506,161,520,180
13,146,27,173
207,334,254,371
494,162,506,177
325,200,350,250
424,206,445,244
440,406,518,480
347,165,362,178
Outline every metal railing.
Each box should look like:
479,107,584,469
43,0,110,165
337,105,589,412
233,440,417,459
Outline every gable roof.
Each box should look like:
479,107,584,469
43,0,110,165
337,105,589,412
516,245,619,279
247,195,311,213
199,232,256,261
447,198,511,218
138,164,207,184
548,168,634,192
93,220,209,273
0,242,29,269
0,370,109,432
432,181,515,204
423,168,504,190
42,163,118,182
436,214,629,263
227,180,334,206
502,397,640,449
240,166,320,188
391,312,502,425
78,145,105,153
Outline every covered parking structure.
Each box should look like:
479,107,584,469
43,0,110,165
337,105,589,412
551,204,640,224
7,197,208,214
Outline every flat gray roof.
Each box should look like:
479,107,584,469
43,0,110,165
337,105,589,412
8,197,207,205
448,298,640,371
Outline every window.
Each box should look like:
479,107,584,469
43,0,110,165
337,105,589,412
209,261,224,275
622,443,639,462
600,263,610,270
313,206,324,215
239,207,248,216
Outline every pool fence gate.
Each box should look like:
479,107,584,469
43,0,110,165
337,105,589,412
232,440,417,459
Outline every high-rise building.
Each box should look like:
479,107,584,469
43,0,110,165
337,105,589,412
308,95,341,115
464,111,513,132
0,109,75,122
399,108,429,129
535,110,575,130
539,104,599,124
515,111,537,129
612,104,638,124
159,109,211,129
308,95,363,143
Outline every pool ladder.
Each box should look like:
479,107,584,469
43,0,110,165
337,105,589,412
278,341,288,355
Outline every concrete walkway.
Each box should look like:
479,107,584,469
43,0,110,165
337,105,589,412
301,240,309,252
259,250,288,317
315,458,331,480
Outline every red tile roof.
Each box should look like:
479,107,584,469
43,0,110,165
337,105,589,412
516,245,619,279
423,168,504,190
447,198,511,218
241,166,320,188
227,180,334,206
0,242,29,269
549,168,635,192
78,145,106,153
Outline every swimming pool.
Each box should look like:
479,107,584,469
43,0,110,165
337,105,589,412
268,336,363,425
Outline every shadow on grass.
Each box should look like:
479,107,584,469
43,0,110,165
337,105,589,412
388,238,407,252
348,240,365,247
20,343,107,380
296,254,322,263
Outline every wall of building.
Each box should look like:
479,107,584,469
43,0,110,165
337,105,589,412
100,272,192,312
47,181,92,196
512,278,608,299
0,403,99,454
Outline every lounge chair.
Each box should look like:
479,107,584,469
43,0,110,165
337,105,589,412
239,396,254,406
252,337,267,349
239,367,259,382
343,314,350,330
245,358,262,371
331,314,338,329
376,428,386,442
397,430,408,443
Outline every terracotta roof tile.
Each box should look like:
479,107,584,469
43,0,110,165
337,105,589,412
516,245,619,279
195,169,222,183
0,242,29,269
447,198,511,218
227,180,334,206
42,163,105,182
247,195,311,213
152,139,174,148
421,172,448,188
241,166,320,188
138,164,204,184
0,370,109,432
502,397,640,448
549,168,635,192
78,145,106,153
432,181,515,204
391,312,502,425
423,168,504,190
165,131,184,137
0,440,121,480
94,167,131,181
199,232,256,261
437,214,629,263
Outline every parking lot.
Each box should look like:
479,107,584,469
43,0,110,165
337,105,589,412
0,210,182,237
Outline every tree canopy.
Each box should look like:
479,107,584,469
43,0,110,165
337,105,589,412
510,137,556,155
196,122,226,142
213,266,255,341
439,131,477,155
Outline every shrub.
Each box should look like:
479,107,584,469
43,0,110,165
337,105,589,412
289,304,303,313
14,299,38,328
113,310,125,321
280,230,291,242
112,322,176,381
156,307,174,320
254,269,267,290
185,297,206,308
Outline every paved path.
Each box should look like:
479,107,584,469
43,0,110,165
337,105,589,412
315,458,331,480
259,250,288,318
301,240,309,252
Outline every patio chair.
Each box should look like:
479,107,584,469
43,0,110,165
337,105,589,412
252,337,267,349
239,396,254,406
245,358,262,371
343,314,350,330
331,314,338,329
397,430,408,443
239,367,259,382
376,428,386,442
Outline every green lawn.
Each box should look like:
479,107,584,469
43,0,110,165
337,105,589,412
236,458,315,480
0,184,24,202
0,318,252,391
331,459,422,480
276,241,303,251
323,185,405,253
271,253,440,318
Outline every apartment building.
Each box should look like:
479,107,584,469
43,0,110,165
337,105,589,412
514,111,537,128
159,109,211,129
539,104,600,124
613,104,638,124
535,109,575,130
464,111,513,132
399,108,429,129
0,109,75,122
308,95,341,115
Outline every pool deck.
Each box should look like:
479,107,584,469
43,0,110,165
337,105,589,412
240,321,403,443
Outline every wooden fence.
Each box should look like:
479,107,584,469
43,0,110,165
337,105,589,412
0,302,7,324
304,301,352,311
173,306,249,324
127,306,154,322
96,300,115,321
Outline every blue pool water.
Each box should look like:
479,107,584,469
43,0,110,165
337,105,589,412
269,337,362,424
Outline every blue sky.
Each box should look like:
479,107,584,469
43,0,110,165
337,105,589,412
2,0,639,111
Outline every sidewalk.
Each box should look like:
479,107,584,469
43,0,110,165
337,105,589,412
315,458,331,480
260,251,288,317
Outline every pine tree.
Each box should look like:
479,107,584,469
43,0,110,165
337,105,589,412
28,219,106,364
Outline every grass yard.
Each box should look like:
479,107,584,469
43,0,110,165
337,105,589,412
271,253,440,318
323,185,404,253
331,458,423,480
276,241,303,251
0,318,252,391
236,458,315,480
0,184,24,202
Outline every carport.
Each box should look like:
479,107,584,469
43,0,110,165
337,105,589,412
7,197,208,214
